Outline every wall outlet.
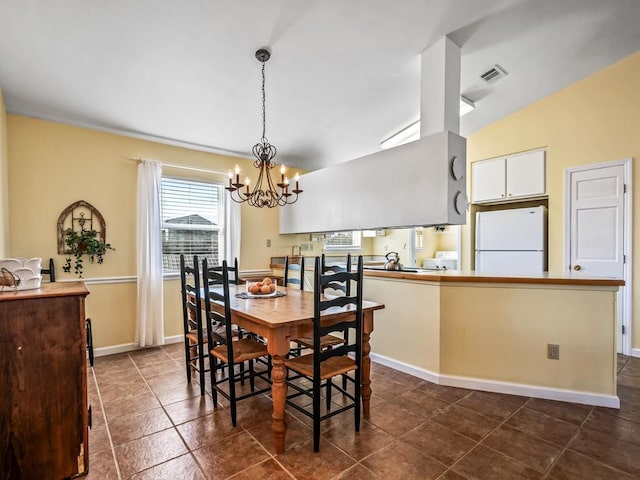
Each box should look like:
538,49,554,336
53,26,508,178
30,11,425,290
266,239,271,248
547,344,560,360
300,243,310,252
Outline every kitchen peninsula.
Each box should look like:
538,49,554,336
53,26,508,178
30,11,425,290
362,269,623,408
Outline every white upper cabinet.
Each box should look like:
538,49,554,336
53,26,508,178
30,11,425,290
471,157,506,203
471,150,546,204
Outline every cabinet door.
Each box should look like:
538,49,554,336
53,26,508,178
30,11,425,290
506,150,545,199
0,295,86,479
471,157,506,203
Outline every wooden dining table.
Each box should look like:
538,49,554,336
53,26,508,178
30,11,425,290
219,284,384,454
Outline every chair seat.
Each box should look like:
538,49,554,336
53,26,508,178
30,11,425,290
285,353,356,380
186,323,232,344
211,337,268,364
294,334,344,349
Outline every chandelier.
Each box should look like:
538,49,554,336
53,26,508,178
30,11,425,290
226,48,302,208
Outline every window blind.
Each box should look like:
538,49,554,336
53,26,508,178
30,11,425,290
160,177,223,270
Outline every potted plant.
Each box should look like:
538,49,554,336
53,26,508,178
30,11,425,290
62,228,115,278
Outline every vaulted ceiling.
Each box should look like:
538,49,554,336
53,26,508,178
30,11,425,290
1,0,639,170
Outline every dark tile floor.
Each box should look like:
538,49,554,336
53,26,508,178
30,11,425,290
87,345,640,479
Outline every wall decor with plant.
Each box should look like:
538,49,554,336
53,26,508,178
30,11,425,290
57,200,115,278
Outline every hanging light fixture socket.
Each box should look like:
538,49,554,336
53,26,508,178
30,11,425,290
255,48,271,63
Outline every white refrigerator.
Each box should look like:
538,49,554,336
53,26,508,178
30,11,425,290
475,206,547,274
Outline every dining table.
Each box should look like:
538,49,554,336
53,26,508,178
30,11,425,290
217,284,385,454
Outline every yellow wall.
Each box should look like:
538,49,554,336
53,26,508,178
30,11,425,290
365,276,441,371
6,116,306,348
440,285,616,394
465,50,640,351
0,90,8,257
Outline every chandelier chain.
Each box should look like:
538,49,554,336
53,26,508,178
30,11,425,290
261,60,267,141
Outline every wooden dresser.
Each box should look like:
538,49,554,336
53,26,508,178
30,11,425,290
1,282,90,479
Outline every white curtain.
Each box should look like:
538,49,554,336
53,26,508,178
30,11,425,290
136,159,164,347
225,199,241,265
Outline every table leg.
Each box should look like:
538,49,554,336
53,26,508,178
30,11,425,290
267,334,291,454
361,331,372,418
270,354,287,454
361,310,375,418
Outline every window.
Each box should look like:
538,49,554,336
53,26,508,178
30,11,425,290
323,231,362,250
415,227,424,250
160,177,224,271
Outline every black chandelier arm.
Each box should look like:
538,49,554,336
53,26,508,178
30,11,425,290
226,183,302,208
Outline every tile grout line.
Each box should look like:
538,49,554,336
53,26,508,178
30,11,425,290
538,404,594,480
129,349,280,479
434,397,532,480
540,404,639,479
90,365,124,480
127,350,214,478
239,426,298,480
137,349,285,479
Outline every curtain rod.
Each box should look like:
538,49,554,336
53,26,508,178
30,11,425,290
123,156,226,176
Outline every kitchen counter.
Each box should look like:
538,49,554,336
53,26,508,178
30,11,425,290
363,269,622,408
363,268,625,287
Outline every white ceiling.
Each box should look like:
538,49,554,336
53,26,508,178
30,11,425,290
1,0,639,171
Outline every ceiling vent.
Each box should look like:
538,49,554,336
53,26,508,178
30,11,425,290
480,64,508,84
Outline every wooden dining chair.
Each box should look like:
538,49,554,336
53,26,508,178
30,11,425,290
321,253,352,296
285,255,345,359
179,254,209,396
202,257,266,356
285,255,364,452
205,257,239,285
41,258,56,282
203,258,271,427
283,255,305,289
291,254,351,356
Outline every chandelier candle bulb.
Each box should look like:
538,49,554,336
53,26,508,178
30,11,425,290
234,164,241,187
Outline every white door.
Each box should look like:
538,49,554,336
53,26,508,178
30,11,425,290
566,160,631,354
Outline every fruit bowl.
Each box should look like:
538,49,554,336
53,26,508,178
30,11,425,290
245,277,278,297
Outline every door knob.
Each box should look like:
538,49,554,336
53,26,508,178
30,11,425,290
573,264,582,271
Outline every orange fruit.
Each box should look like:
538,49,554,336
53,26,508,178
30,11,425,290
261,285,271,294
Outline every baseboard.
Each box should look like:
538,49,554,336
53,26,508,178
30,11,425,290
369,352,620,409
439,373,619,409
632,348,640,358
369,352,440,383
93,334,183,358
